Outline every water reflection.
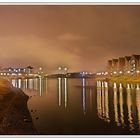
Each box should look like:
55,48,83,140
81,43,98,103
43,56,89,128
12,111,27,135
58,78,62,106
9,78,140,133
11,78,47,96
113,82,120,126
136,84,140,130
96,81,110,122
97,81,140,132
104,82,109,122
126,83,134,130
119,83,125,127
82,78,86,115
57,78,68,108
64,78,68,108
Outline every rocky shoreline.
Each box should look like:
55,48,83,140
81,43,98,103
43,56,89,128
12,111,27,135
0,79,37,135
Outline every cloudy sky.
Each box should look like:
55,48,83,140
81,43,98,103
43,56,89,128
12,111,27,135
0,5,140,73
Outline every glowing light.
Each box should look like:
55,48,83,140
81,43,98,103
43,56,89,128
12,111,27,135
64,78,67,108
137,70,140,73
58,78,62,106
119,71,122,74
82,78,86,115
113,71,117,74
85,72,88,75
119,83,122,89
113,82,117,88
58,67,62,70
127,71,130,74
136,84,140,90
104,72,108,75
39,67,42,71
64,67,68,71
104,82,108,88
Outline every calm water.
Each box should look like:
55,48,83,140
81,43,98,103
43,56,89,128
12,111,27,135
11,78,140,134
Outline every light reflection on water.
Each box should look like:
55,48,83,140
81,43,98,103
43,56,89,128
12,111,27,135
97,81,140,133
10,78,140,134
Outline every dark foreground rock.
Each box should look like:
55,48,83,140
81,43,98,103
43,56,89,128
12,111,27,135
0,79,37,135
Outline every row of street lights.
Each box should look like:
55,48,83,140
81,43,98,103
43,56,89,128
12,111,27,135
96,70,140,76
58,67,68,74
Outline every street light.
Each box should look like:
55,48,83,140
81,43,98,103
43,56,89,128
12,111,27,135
136,70,140,73
58,67,62,70
64,67,68,74
58,66,62,74
119,71,122,74
127,71,130,74
39,67,42,71
64,67,68,71
113,71,117,74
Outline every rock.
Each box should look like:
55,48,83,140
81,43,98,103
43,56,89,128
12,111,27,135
0,95,3,100
0,79,37,134
24,119,31,122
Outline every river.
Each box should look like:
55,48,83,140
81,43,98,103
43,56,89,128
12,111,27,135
10,78,140,135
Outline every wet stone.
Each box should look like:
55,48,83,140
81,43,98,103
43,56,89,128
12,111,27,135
24,119,31,122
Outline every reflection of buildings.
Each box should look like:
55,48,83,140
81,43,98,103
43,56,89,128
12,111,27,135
126,84,134,130
113,83,120,126
11,78,47,96
97,81,140,131
136,84,140,130
119,83,124,126
38,78,46,96
96,81,110,122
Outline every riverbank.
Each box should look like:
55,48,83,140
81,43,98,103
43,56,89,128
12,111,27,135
0,79,37,134
96,75,140,84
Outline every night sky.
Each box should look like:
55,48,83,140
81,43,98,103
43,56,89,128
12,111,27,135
1,5,140,73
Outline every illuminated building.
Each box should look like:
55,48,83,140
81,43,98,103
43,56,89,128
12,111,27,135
101,54,140,76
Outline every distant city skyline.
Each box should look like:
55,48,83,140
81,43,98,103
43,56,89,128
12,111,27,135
0,5,140,73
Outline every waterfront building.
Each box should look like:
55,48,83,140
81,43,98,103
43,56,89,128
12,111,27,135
130,55,140,74
118,57,125,74
124,56,131,75
0,66,34,76
112,59,118,74
97,54,140,77
107,60,113,73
